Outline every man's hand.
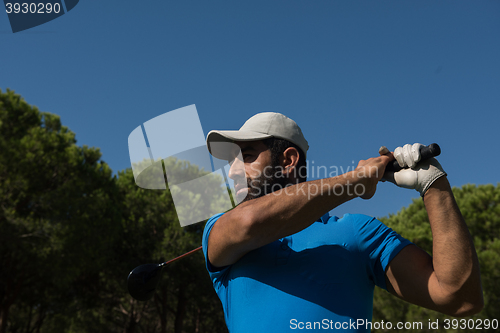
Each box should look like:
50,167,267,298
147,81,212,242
355,153,394,200
381,143,447,196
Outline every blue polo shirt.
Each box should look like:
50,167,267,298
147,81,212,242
202,213,412,332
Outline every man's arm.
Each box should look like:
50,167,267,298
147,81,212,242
385,176,484,316
208,155,391,268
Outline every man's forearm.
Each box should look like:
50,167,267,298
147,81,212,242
424,177,483,313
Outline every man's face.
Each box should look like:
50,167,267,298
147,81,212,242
228,140,290,204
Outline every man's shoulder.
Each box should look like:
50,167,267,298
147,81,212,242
289,213,376,248
322,213,379,228
303,213,388,246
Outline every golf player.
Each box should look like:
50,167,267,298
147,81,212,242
202,112,483,332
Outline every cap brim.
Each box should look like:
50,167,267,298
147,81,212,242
206,130,272,160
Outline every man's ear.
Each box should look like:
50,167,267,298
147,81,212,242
282,147,300,175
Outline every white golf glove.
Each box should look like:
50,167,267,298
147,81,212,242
383,143,447,196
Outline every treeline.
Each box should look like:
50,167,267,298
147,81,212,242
1,89,498,332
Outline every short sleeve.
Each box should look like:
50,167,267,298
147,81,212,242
350,214,412,290
202,213,232,325
202,213,230,278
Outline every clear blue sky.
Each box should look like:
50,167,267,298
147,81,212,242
2,0,499,219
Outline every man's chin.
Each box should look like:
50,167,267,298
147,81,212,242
234,188,249,204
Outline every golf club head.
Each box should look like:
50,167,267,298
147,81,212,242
127,264,163,301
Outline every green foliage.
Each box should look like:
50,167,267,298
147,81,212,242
0,88,122,332
373,184,500,332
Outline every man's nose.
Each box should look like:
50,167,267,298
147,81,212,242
228,157,244,180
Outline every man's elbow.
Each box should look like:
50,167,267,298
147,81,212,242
441,267,484,317
451,301,484,317
445,291,484,317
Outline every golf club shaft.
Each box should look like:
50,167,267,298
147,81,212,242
159,246,203,267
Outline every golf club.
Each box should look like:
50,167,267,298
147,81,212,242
128,246,202,301
127,143,441,301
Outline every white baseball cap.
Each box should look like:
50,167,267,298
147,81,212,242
206,112,309,160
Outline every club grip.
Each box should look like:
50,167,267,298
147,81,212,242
386,143,441,172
